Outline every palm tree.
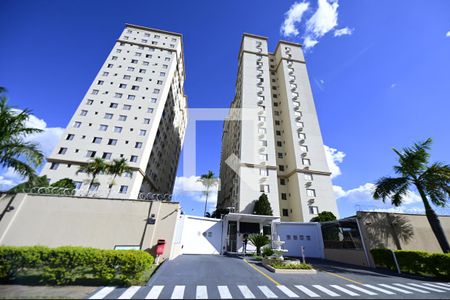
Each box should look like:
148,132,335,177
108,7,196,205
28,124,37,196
0,87,44,179
248,233,270,256
106,158,132,198
198,171,219,217
76,158,107,195
373,138,450,253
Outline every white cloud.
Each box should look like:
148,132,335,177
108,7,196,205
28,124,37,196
390,83,398,88
303,36,319,48
173,176,219,205
446,31,450,37
334,27,354,37
280,1,310,37
305,0,339,39
324,145,345,178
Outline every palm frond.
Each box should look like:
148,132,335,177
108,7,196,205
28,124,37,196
373,176,410,206
392,138,432,177
420,162,450,207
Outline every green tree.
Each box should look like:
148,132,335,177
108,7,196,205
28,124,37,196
50,178,76,189
211,208,230,219
8,175,50,193
197,171,219,217
310,211,337,222
373,138,450,253
106,158,132,198
0,87,44,180
76,158,107,195
253,193,273,216
248,233,270,256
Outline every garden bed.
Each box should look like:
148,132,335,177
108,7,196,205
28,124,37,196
262,258,317,274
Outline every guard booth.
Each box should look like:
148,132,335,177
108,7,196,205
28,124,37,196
222,213,280,254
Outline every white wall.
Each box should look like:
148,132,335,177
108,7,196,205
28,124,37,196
273,222,324,258
180,215,223,255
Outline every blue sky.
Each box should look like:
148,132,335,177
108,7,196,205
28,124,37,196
1,0,450,217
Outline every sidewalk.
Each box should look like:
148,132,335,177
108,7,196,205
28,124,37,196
0,284,97,299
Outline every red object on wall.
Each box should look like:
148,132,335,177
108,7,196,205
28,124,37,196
156,239,166,256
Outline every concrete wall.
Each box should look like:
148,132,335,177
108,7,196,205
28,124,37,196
0,193,180,260
357,211,450,253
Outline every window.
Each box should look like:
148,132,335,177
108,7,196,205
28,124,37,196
123,104,131,110
114,126,123,133
164,57,170,61
258,128,266,134
73,121,81,128
102,71,109,76
102,152,112,160
118,115,127,121
277,153,283,159
157,80,163,85
135,77,143,82
143,118,151,124
92,137,102,144
151,98,157,103
135,52,141,56
74,181,82,189
155,34,160,39
146,54,152,58
309,206,319,215
142,61,149,66
300,145,308,152
58,147,67,155
281,193,287,200
147,107,153,113
114,93,123,98
86,99,94,105
302,158,310,166
124,172,132,178
162,64,168,69
299,133,306,140
306,189,316,197
123,75,131,80
86,150,96,158
282,209,289,217
260,154,268,161
279,165,285,171
107,64,113,68
304,174,313,181
66,134,75,140
277,141,282,147
50,163,59,170
89,183,99,192
280,179,286,185
259,169,269,176
260,185,270,193
108,139,117,145
131,59,138,64
258,116,266,121
99,124,108,131
130,155,138,162
131,85,139,91
139,130,146,136
116,49,122,53
104,113,113,119
144,33,150,37
119,83,127,88
127,67,135,71
110,103,118,108
139,69,146,73
160,72,166,76
80,110,88,116
260,140,267,146
135,142,143,148
276,130,281,136
128,95,135,100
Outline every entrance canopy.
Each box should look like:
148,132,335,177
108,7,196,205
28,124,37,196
224,213,280,225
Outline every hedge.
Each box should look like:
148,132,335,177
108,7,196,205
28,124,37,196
0,246,154,285
371,248,450,279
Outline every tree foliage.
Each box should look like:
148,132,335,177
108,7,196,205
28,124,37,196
198,171,219,216
253,193,273,216
373,138,450,253
248,234,270,256
310,211,337,222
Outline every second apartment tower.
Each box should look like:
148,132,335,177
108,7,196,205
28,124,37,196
217,34,338,222
41,24,187,199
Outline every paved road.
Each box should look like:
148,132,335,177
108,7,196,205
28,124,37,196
87,255,450,299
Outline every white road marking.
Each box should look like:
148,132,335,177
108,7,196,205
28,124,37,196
171,285,185,299
408,283,446,292
146,286,164,299
362,284,395,295
312,285,340,297
277,285,298,298
330,285,359,296
294,285,320,297
433,282,450,289
346,284,377,296
423,283,450,291
196,286,208,299
378,284,412,294
258,286,278,298
218,285,233,299
118,286,141,299
393,283,429,293
238,285,255,299
89,287,116,299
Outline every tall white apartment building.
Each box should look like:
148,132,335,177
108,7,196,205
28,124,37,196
41,24,188,199
217,34,338,222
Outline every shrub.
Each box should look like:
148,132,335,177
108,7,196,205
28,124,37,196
262,247,274,257
248,234,270,256
0,246,154,285
270,262,312,270
370,248,450,279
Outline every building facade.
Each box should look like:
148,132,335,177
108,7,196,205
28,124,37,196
217,34,338,222
40,24,188,199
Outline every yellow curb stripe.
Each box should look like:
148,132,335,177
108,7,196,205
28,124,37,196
243,258,281,286
314,266,363,285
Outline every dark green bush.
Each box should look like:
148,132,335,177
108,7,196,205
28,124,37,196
370,248,450,279
0,246,154,285
262,247,274,257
